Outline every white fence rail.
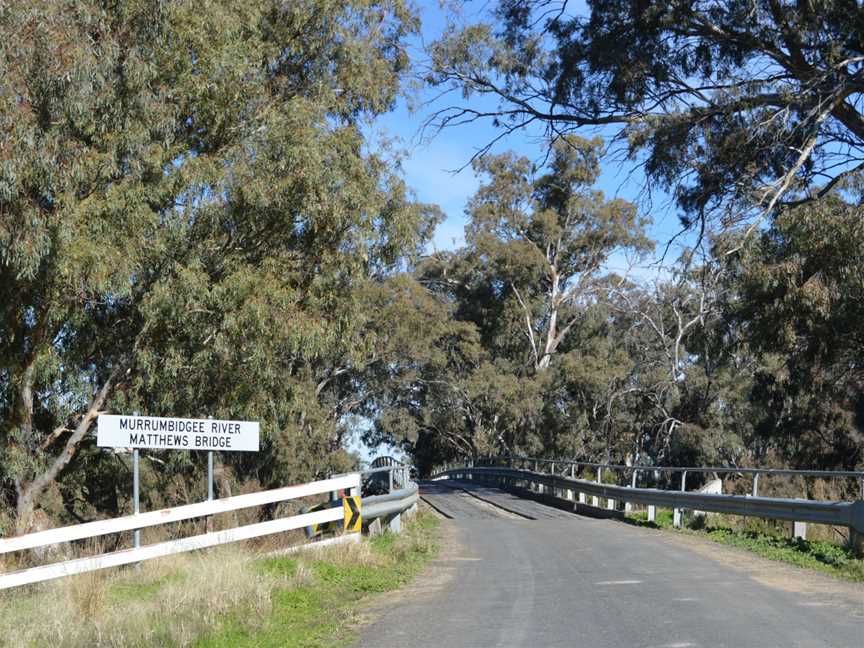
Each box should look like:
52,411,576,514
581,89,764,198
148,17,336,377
0,473,360,590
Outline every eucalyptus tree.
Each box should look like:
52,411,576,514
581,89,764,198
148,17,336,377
380,137,651,467
464,136,651,373
0,0,432,531
723,198,864,470
358,270,541,468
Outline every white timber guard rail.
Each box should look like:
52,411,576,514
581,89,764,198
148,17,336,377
431,465,864,553
0,473,360,590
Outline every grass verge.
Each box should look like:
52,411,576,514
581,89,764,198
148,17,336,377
625,509,864,582
0,510,440,648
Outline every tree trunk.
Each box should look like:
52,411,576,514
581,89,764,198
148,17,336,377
538,270,560,371
18,360,36,441
15,363,125,534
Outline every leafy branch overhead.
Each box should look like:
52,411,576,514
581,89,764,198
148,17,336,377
427,0,864,229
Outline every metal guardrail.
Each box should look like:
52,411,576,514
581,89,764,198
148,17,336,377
363,484,420,523
347,458,419,530
440,455,864,500
505,454,864,479
431,465,864,546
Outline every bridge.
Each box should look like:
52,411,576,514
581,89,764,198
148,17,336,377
356,468,864,648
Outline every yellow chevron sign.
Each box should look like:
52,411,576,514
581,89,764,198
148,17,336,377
343,496,361,532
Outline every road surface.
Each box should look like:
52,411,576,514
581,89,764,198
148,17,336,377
356,479,864,648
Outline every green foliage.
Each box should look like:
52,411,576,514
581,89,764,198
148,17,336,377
464,136,652,372
700,529,864,582
723,200,864,469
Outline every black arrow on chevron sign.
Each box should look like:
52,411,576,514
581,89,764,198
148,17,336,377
343,496,361,532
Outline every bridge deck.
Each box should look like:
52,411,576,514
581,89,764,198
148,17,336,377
423,479,578,520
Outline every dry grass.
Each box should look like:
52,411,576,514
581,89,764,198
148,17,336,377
304,536,379,566
0,543,285,648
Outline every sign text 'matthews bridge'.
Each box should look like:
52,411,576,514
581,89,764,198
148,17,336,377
97,415,260,452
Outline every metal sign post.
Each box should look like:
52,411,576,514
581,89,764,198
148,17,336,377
208,451,214,501
132,411,141,549
207,416,214,501
133,450,140,548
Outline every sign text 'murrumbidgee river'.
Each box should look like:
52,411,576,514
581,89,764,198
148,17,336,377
97,415,260,452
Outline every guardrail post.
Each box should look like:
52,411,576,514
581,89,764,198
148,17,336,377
752,473,760,497
787,475,807,541
850,528,864,558
625,469,638,514
388,512,402,533
792,521,807,540
647,504,656,522
591,467,601,508
567,464,575,501
607,466,616,510
673,470,687,528
551,462,556,497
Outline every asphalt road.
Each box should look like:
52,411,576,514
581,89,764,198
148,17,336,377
355,479,864,648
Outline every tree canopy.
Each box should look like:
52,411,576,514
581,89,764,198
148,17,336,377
0,0,437,532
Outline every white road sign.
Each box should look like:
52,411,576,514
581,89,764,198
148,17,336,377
97,415,259,452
